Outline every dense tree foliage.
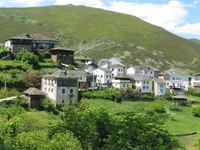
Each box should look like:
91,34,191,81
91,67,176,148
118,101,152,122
16,49,39,67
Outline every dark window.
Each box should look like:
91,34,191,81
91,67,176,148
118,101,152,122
62,89,65,93
70,89,73,94
62,100,64,103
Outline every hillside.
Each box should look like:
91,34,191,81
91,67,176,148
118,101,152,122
0,5,200,71
190,38,200,45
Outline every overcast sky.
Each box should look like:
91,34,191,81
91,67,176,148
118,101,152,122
0,0,200,39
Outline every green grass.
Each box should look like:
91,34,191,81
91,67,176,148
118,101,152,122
0,6,200,70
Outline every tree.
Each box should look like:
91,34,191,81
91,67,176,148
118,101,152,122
23,74,41,88
16,49,39,67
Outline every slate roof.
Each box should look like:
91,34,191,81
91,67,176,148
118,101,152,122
153,78,166,84
128,74,152,81
50,47,75,52
160,69,189,76
100,68,112,72
114,74,131,79
24,87,46,96
129,65,157,71
42,70,79,78
68,70,94,77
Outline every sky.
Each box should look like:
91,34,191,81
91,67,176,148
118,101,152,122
0,0,200,39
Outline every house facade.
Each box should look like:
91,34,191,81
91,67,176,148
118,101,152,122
128,74,153,93
5,33,58,53
191,74,200,89
112,75,132,89
41,70,79,107
159,69,189,94
93,68,112,86
49,47,74,65
153,78,166,97
127,66,156,78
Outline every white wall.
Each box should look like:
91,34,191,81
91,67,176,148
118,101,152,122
93,69,112,84
133,80,153,93
191,75,200,87
112,79,132,88
111,66,125,77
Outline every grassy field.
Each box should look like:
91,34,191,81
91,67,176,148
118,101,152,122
82,97,200,149
0,6,200,70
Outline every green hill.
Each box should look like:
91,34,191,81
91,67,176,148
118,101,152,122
190,38,200,45
0,5,200,71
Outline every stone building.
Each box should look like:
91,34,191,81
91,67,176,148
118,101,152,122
41,70,79,107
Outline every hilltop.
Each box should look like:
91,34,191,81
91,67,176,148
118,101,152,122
0,5,200,71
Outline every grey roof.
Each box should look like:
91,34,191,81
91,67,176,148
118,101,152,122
193,73,200,77
110,64,125,68
68,70,93,77
75,56,93,61
100,68,112,72
130,65,157,71
128,74,152,81
114,74,131,79
23,33,58,42
160,69,189,76
8,36,32,40
50,47,75,52
24,87,46,96
153,78,166,84
99,57,125,68
42,70,79,78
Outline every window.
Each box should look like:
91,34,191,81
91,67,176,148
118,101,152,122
106,75,108,78
147,81,149,84
49,79,50,85
62,89,65,93
101,75,103,77
70,89,73,94
44,87,47,91
62,100,64,103
160,89,163,92
51,80,54,86
51,88,53,93
110,75,111,78
118,69,120,71
172,77,175,80
123,84,125,87
143,81,146,84
151,72,152,74
143,86,145,89
137,81,139,83
147,86,149,89
160,84,163,88
112,68,114,71
107,80,109,83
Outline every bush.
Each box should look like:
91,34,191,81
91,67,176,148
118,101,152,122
40,98,59,114
192,106,200,117
187,87,200,97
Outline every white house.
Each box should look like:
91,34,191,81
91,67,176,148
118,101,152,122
112,75,132,89
75,56,94,65
128,74,153,94
93,68,112,86
127,66,156,78
191,73,200,89
98,57,126,77
68,70,96,89
159,69,189,93
41,70,79,107
153,78,166,97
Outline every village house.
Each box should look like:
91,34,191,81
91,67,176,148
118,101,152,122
112,75,132,89
68,70,96,89
75,56,94,65
153,78,166,97
128,74,153,94
23,87,46,109
93,68,112,86
127,65,157,78
49,47,75,65
98,57,126,77
84,63,98,73
191,73,200,89
5,36,32,53
159,69,189,94
5,33,58,53
41,70,79,107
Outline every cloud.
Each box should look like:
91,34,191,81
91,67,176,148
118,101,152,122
174,23,200,35
0,1,5,7
11,0,52,7
55,0,104,8
106,0,188,31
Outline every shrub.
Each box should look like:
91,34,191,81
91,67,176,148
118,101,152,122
192,106,200,117
40,98,58,114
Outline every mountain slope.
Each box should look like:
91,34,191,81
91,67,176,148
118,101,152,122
0,5,200,71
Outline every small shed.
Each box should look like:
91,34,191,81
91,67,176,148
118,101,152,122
49,47,75,64
24,87,46,109
172,95,188,106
